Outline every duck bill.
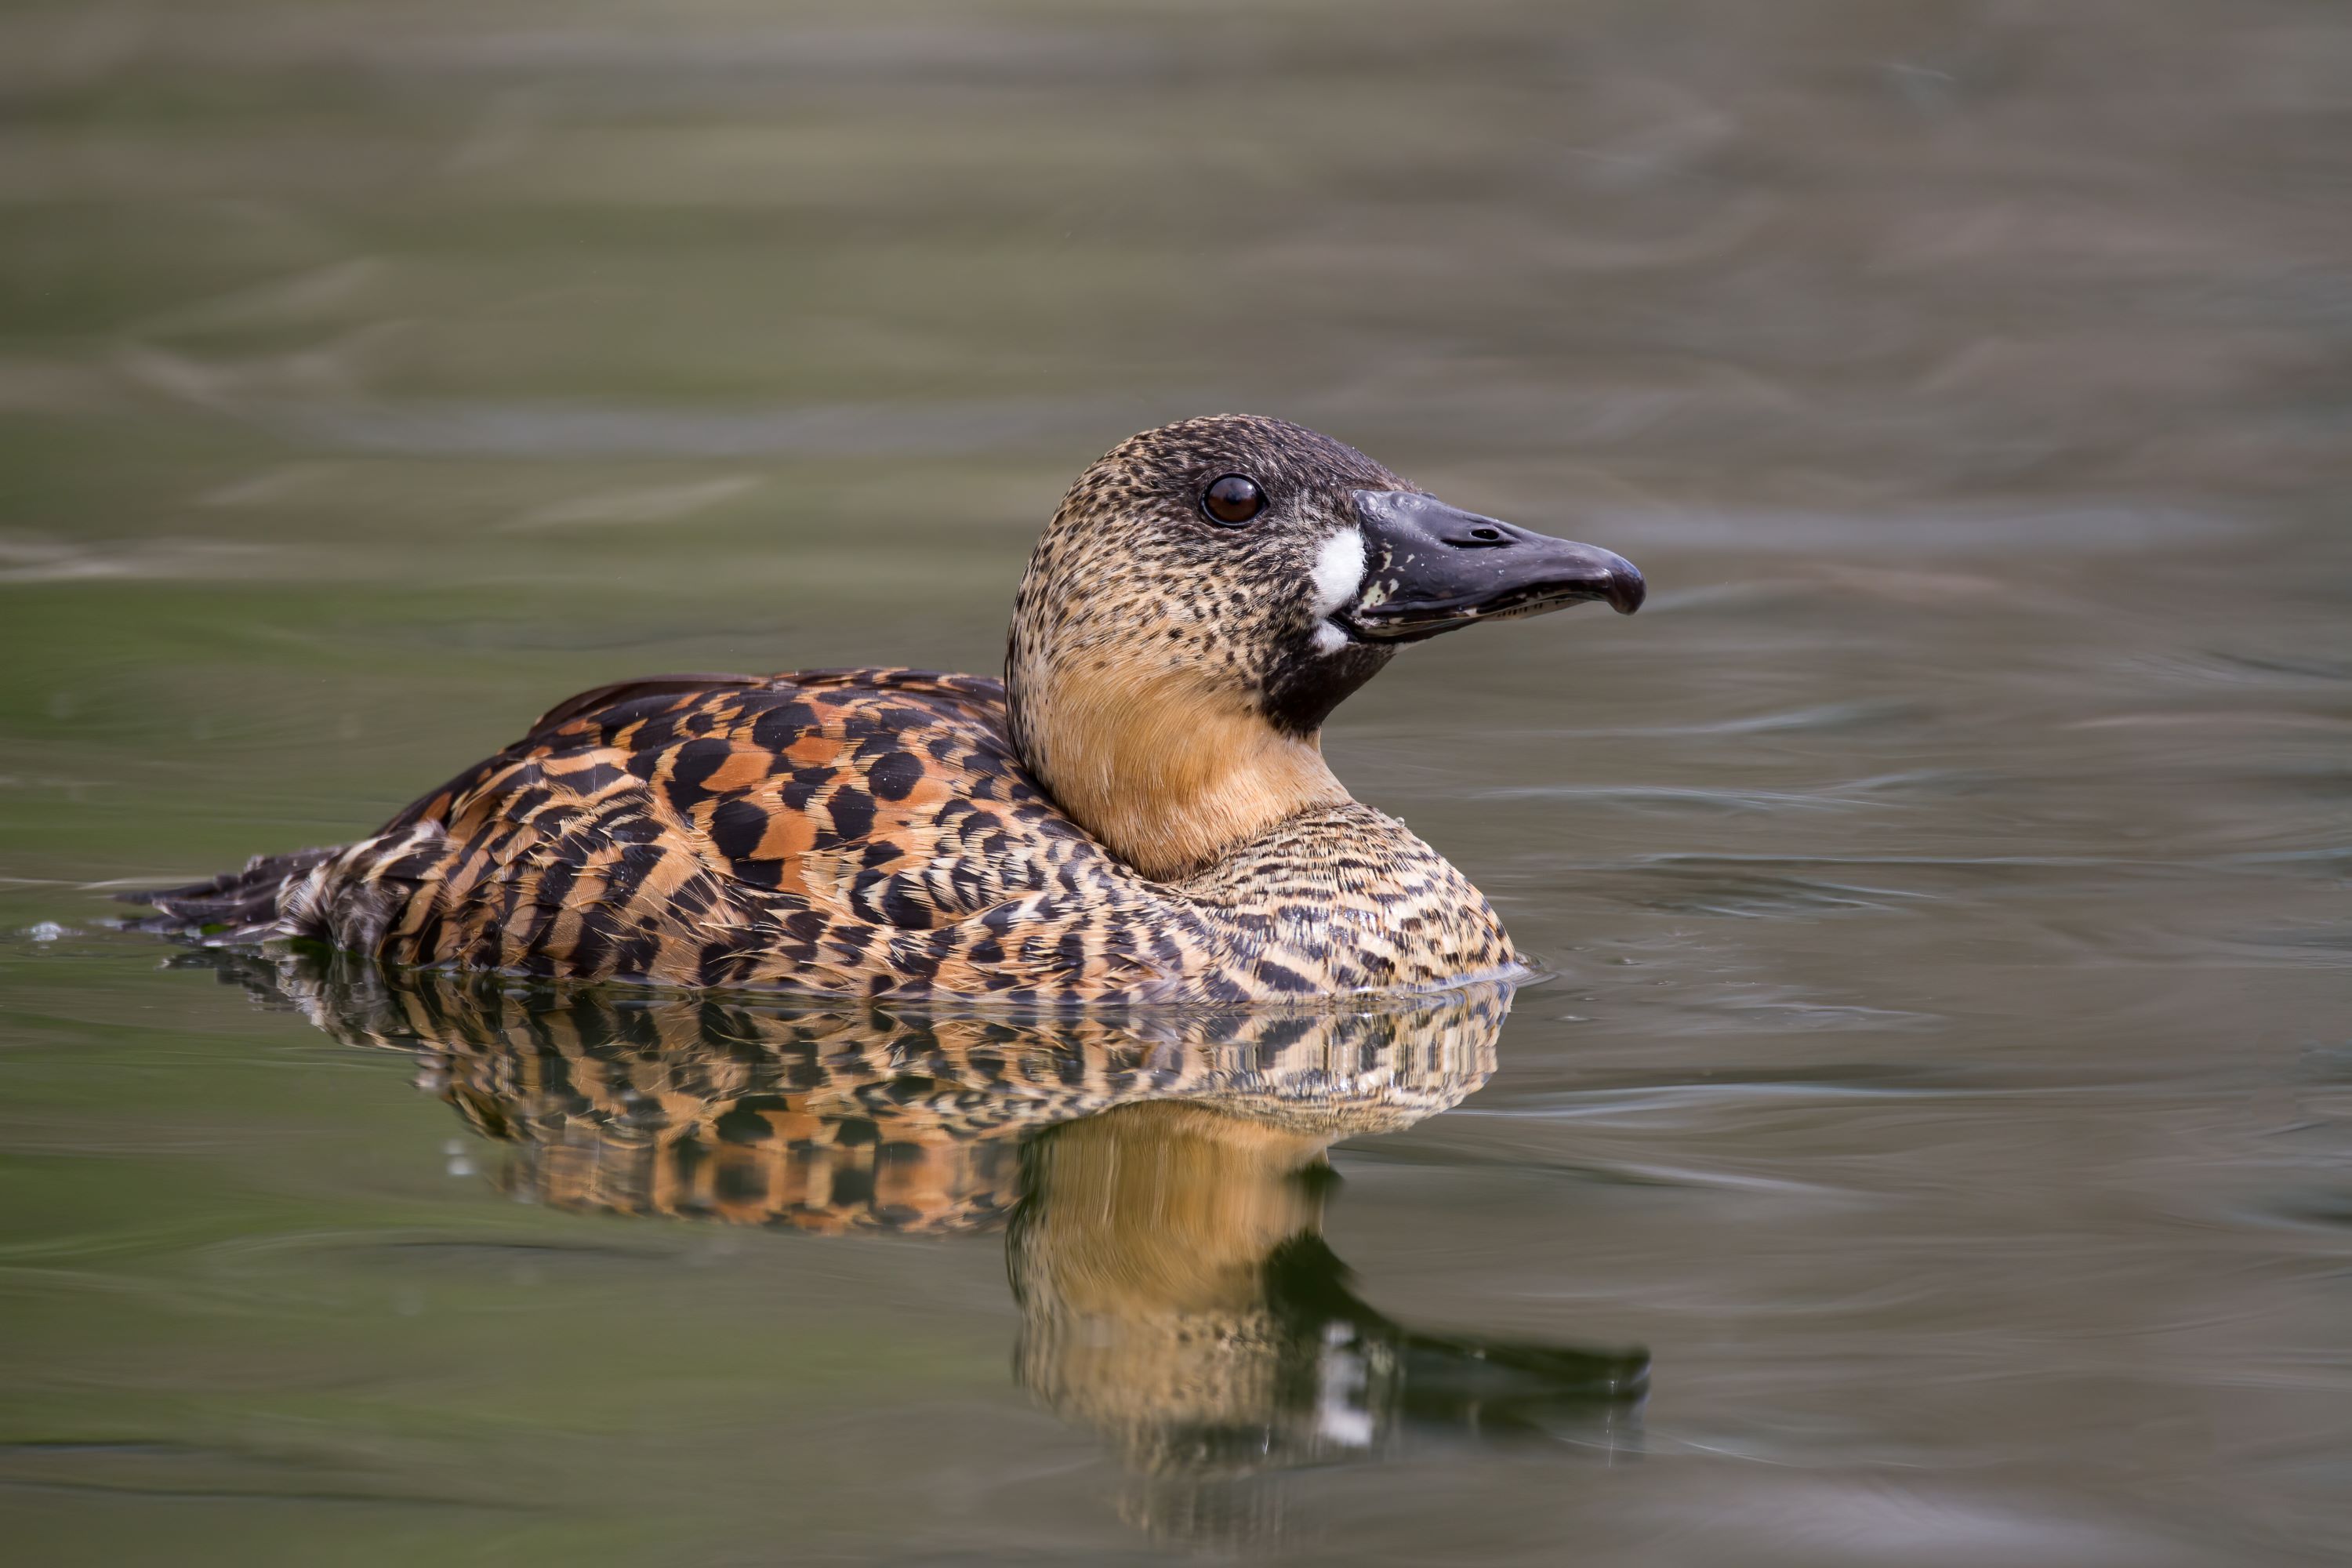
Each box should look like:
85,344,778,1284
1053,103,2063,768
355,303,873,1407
1341,489,1644,643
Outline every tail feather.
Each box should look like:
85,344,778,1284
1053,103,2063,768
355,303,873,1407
118,846,341,936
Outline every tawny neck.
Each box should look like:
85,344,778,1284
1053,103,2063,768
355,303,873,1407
1011,659,1350,884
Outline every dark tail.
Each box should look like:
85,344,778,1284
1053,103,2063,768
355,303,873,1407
118,846,340,936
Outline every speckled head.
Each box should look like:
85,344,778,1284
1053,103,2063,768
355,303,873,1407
1007,415,1641,881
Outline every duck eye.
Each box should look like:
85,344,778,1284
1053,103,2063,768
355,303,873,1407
1201,474,1266,526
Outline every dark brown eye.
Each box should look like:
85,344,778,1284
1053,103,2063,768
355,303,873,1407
1201,474,1266,526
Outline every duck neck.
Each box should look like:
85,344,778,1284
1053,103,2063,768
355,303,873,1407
1007,652,1351,884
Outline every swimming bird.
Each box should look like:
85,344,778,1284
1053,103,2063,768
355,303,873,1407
129,415,1643,1004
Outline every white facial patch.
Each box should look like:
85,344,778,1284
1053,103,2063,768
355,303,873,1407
1309,527,1367,619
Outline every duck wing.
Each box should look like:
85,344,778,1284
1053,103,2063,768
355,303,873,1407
282,666,1175,995
492,666,1082,925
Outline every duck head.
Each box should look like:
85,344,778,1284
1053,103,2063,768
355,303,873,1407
1006,414,1644,880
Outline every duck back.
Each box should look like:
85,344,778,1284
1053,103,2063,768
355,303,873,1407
129,668,1517,1003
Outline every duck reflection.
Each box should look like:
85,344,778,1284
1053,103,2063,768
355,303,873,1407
193,951,1646,1544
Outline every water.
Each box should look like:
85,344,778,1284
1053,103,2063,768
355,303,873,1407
2,2,2348,1562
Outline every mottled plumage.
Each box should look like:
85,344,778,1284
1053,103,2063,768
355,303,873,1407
131,416,1642,1003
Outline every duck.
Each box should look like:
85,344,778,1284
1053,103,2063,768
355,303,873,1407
130,415,1643,1004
